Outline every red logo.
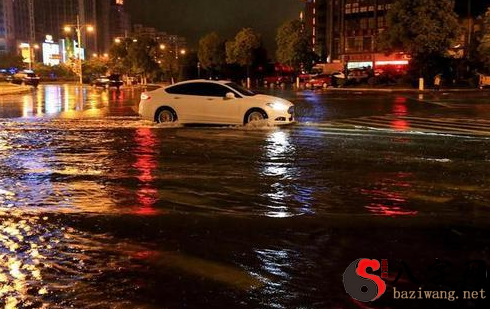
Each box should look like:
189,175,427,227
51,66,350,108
343,259,388,302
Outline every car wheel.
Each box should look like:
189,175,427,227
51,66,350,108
155,107,177,123
245,109,267,124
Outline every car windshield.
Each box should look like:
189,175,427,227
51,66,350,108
225,83,256,96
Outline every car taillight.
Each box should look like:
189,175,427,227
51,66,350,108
141,93,151,100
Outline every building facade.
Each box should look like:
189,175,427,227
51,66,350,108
97,0,131,54
0,0,131,58
302,0,490,70
0,0,15,53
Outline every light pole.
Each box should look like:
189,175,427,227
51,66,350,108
64,15,94,85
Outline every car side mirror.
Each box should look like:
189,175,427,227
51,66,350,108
225,92,236,100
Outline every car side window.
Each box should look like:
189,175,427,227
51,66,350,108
166,83,231,97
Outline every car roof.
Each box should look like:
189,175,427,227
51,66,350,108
166,79,232,87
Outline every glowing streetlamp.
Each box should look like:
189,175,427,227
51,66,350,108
63,15,95,84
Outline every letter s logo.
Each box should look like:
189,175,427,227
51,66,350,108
343,259,387,302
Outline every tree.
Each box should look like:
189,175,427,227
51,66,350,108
0,53,25,69
83,57,109,79
226,28,261,78
276,19,316,71
478,8,490,72
198,32,225,78
378,0,461,79
109,36,159,84
109,38,133,74
127,36,159,84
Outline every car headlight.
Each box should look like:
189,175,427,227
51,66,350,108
266,102,289,111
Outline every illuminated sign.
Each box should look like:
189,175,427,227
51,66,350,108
375,60,409,66
42,42,61,66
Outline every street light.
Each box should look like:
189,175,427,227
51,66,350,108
160,44,166,50
63,15,95,85
180,49,186,55
114,38,121,44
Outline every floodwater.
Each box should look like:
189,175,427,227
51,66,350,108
0,84,490,308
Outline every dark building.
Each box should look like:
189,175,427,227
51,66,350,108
302,0,490,70
32,0,98,54
0,0,15,52
97,0,131,54
0,0,130,57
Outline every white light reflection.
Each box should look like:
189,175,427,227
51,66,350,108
254,248,295,309
44,86,62,115
260,130,315,217
261,131,295,218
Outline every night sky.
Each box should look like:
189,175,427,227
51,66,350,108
125,0,303,54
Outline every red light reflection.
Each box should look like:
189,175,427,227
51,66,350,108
391,96,409,130
132,128,160,216
362,172,418,217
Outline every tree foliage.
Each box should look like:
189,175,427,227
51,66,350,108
0,53,25,69
378,0,461,59
276,19,316,71
82,57,109,78
226,28,261,73
198,32,225,74
108,36,159,81
478,8,490,71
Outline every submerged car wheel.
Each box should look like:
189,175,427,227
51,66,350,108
155,107,177,123
245,109,267,124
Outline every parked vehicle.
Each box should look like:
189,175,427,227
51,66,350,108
92,74,124,89
8,71,40,87
305,74,332,89
139,80,295,126
264,74,294,86
347,69,370,83
478,74,490,89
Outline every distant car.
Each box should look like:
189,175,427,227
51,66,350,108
92,74,123,89
264,75,293,86
348,69,370,83
305,74,332,89
139,80,295,125
9,71,40,87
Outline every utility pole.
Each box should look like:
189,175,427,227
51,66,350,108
467,0,472,59
28,0,35,70
76,15,83,85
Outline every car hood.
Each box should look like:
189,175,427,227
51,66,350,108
251,94,294,106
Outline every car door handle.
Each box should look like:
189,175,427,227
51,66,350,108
207,98,214,101
173,97,181,100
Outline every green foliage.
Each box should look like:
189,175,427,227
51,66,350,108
128,36,159,76
108,36,159,79
109,38,133,74
226,28,261,72
276,19,316,71
478,8,490,72
82,57,109,78
198,32,225,74
32,63,76,80
0,53,25,69
378,0,461,58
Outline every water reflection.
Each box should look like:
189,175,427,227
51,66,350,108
261,131,297,218
260,130,314,217
391,96,409,131
0,212,48,308
132,128,160,216
362,172,418,216
255,248,296,309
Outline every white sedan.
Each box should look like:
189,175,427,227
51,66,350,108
138,80,295,125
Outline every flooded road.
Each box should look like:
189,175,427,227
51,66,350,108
1,84,490,308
